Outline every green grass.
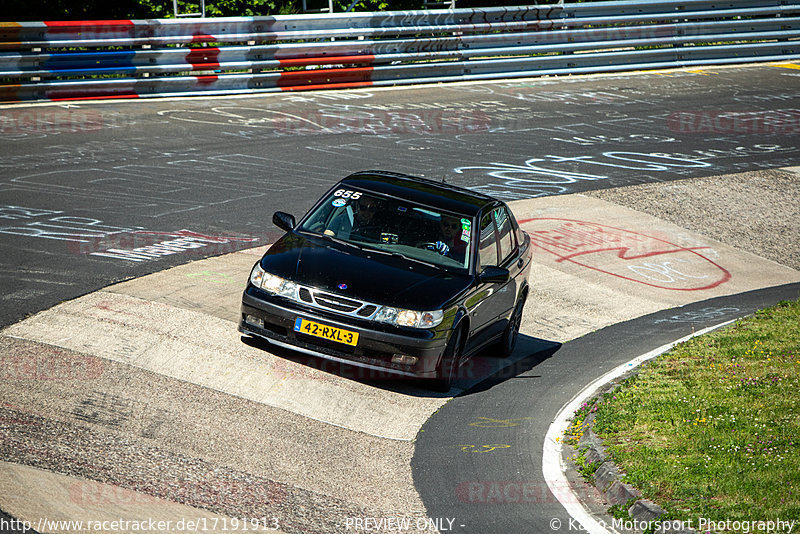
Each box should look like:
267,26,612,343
589,299,800,531
571,445,602,483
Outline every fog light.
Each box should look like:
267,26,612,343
392,354,418,366
245,314,264,328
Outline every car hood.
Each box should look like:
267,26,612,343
260,232,471,310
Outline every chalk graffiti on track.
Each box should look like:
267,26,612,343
520,218,731,291
456,145,795,199
456,151,713,198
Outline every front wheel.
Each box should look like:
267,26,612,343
429,327,463,392
499,297,525,358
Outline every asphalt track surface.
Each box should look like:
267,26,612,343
1,63,799,533
412,282,800,534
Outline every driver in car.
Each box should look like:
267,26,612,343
439,216,467,259
327,196,383,241
417,215,467,260
425,215,467,262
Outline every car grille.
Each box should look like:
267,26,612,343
297,285,380,319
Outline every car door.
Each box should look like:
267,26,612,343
464,206,519,354
490,205,522,331
494,204,526,313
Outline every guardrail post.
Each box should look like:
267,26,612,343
302,0,334,13
173,0,207,18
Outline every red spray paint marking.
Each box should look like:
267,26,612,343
279,80,375,92
277,55,376,68
191,33,216,44
44,20,135,34
186,47,221,70
195,75,219,85
519,218,731,291
276,65,374,88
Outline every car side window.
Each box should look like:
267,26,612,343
494,207,515,264
478,211,498,269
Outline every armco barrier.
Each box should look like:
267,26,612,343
1,0,799,102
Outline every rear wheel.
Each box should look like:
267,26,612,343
499,296,525,358
430,326,463,392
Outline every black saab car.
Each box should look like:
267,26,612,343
239,170,531,391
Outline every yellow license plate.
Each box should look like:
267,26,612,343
294,318,359,346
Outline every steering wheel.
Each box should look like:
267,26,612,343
420,241,452,256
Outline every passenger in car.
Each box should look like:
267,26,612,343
438,215,468,262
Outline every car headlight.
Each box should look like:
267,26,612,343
375,306,443,329
250,264,298,299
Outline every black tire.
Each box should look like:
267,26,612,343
429,326,463,392
499,296,525,358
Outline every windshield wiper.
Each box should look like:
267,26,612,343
313,232,364,251
366,247,441,269
309,231,446,270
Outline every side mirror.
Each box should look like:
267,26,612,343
273,211,296,232
479,266,510,284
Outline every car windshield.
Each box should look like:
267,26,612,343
298,187,473,271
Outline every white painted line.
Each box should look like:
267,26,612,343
542,319,738,534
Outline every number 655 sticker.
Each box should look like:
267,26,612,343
333,189,362,200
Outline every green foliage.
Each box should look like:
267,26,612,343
177,0,297,17
6,0,148,20
4,0,301,19
591,299,800,531
607,499,638,521
574,448,602,482
6,0,566,20
335,0,391,12
4,0,408,20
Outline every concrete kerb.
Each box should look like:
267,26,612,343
573,384,644,510
543,320,737,534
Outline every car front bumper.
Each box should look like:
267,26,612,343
239,288,449,380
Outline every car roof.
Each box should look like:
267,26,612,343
341,170,497,217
